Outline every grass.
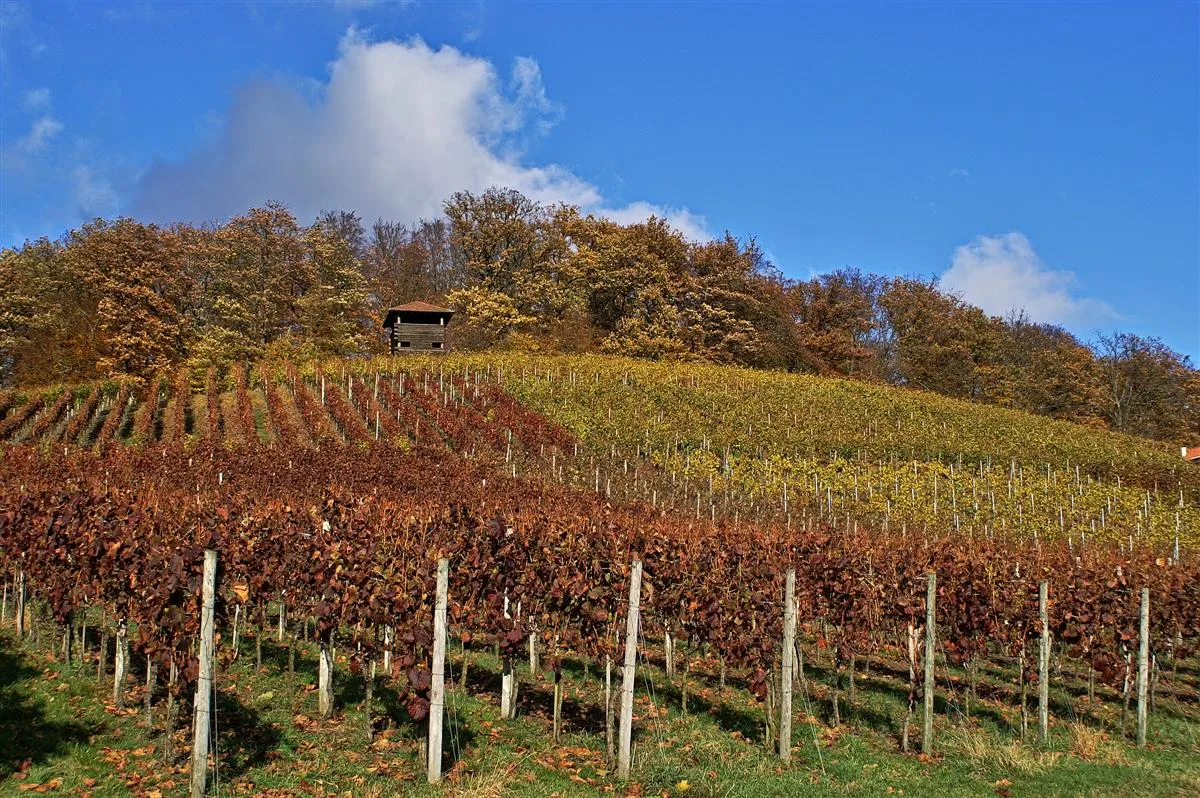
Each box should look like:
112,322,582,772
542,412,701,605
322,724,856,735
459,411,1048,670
2,620,1197,797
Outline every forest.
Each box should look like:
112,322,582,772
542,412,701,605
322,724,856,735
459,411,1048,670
2,186,1196,443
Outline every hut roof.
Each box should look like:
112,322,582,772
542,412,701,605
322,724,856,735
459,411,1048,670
383,301,454,329
389,301,452,314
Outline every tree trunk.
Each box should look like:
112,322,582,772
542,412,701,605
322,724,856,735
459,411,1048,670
831,656,842,728
98,632,109,684
365,660,375,743
552,668,563,742
61,619,72,665
145,658,157,730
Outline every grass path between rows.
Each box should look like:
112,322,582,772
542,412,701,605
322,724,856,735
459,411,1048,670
2,626,1199,797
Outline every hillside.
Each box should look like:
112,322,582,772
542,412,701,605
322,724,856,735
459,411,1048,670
1,352,1195,551
0,352,1198,796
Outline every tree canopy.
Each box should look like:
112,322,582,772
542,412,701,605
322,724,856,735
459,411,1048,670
2,187,1196,444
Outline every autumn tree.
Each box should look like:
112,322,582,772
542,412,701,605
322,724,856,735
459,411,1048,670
880,277,1001,399
0,238,98,385
591,217,690,358
445,188,545,297
316,210,368,262
788,269,888,377
676,234,771,364
990,314,1102,423
186,203,309,367
1093,332,1195,439
298,219,371,357
65,219,190,381
0,220,190,385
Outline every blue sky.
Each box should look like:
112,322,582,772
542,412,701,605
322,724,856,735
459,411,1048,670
2,1,1197,359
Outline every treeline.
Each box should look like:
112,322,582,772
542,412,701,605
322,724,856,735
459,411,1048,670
1,187,1196,442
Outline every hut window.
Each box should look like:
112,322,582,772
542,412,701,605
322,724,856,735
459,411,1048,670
431,341,443,349
400,341,411,348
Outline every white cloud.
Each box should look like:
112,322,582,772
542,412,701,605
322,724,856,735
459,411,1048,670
72,164,121,217
23,87,50,111
510,55,561,135
20,116,62,153
948,167,970,180
941,232,1119,328
132,31,709,241
600,201,711,243
3,115,63,167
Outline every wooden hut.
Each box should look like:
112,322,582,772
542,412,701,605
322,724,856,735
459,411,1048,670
383,301,454,354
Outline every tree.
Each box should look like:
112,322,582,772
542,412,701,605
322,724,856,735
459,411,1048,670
1093,332,1195,439
0,238,98,385
187,203,308,368
991,314,1102,424
590,216,690,358
444,286,534,349
0,221,190,386
63,219,190,381
315,210,368,262
879,277,1000,399
299,220,371,357
412,218,464,296
677,234,769,364
789,269,887,377
444,188,544,296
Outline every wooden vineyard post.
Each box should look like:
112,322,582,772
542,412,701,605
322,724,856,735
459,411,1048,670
16,570,25,637
427,558,449,784
113,619,128,709
277,593,285,643
1038,581,1050,743
98,628,109,685
318,640,334,719
922,571,936,756
500,592,517,720
553,665,564,742
231,605,241,661
1137,587,1150,748
145,654,157,729
902,623,918,753
604,655,615,765
383,626,392,675
779,568,797,761
61,615,72,664
191,549,217,798
617,559,643,780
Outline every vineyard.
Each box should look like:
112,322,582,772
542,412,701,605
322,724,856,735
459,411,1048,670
1,354,1198,795
2,354,1197,552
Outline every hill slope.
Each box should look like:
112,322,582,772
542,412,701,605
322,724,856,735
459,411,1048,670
2,353,1198,797
0,353,1195,551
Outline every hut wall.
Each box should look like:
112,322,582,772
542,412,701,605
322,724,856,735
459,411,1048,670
392,322,448,353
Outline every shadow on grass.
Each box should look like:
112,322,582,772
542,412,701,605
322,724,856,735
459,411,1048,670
211,687,283,781
0,637,100,779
